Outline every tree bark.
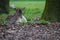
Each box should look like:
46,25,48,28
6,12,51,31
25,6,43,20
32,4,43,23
0,0,9,14
41,0,60,22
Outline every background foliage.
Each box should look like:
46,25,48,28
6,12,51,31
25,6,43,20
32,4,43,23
10,0,45,1
0,0,45,24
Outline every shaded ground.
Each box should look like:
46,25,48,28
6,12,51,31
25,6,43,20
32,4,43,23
0,22,60,40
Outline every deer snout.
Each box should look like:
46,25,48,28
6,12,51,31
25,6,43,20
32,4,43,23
16,15,27,24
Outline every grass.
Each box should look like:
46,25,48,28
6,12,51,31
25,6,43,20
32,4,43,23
0,14,8,24
0,1,45,24
10,1,45,20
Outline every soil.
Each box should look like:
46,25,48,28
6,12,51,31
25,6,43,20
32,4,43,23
0,22,60,40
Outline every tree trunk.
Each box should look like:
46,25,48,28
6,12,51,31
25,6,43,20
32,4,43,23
41,0,60,22
0,0,9,14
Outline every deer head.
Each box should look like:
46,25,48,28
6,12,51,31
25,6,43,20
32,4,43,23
14,7,25,18
10,4,25,16
6,5,26,25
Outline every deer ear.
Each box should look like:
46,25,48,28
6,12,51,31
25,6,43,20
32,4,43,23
10,4,16,9
21,7,25,11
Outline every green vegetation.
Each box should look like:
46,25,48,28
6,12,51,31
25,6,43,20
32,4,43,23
10,0,45,1
0,14,8,24
10,1,45,21
0,1,45,24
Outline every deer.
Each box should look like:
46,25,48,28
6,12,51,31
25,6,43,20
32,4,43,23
6,5,27,25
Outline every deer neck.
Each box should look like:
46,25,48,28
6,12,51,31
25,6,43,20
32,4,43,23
14,12,22,19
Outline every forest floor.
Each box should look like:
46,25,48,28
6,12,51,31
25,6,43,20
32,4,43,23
0,22,60,40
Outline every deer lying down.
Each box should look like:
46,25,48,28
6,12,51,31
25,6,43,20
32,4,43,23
6,7,27,25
